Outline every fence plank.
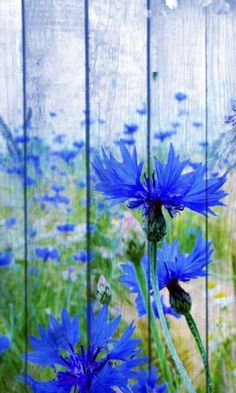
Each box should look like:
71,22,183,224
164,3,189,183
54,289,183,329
152,1,207,389
206,6,236,392
23,0,87,349
0,2,25,391
89,0,151,365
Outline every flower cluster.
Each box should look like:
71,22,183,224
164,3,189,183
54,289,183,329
20,306,147,392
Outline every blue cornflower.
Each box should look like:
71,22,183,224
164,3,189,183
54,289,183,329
120,259,180,319
154,130,176,142
49,111,57,117
175,92,187,102
171,122,181,129
0,335,11,356
198,141,208,148
35,247,60,262
93,143,227,242
5,216,17,228
27,154,40,166
192,121,203,128
121,232,213,315
52,149,78,163
40,193,70,205
73,249,93,263
157,232,213,315
57,224,75,233
14,135,30,144
73,140,85,149
25,176,36,187
0,251,13,267
115,138,136,146
76,180,86,188
131,365,167,393
136,105,147,116
98,118,106,124
123,124,139,134
53,134,66,144
19,306,147,392
156,232,213,289
51,184,65,193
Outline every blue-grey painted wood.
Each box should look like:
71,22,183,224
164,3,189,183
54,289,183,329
152,1,207,388
0,3,25,391
152,1,206,155
89,0,147,153
22,0,87,325
89,0,152,362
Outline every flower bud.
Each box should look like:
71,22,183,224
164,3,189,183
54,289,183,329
125,238,146,265
167,280,192,315
143,203,167,243
121,212,146,264
96,275,112,305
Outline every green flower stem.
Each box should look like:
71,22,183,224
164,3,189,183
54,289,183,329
150,242,196,393
185,313,213,393
134,259,175,392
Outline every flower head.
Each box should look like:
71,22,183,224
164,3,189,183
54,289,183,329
35,247,60,262
120,262,180,320
0,335,11,356
131,365,167,393
73,250,93,263
157,231,213,289
5,216,17,228
20,306,146,392
57,223,75,233
0,251,13,267
154,130,176,142
175,92,188,102
123,123,139,135
121,232,213,316
93,143,227,241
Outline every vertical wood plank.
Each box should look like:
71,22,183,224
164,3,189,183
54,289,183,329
152,1,206,154
0,2,25,391
89,0,151,366
23,0,87,343
206,5,236,392
152,1,208,389
89,0,147,152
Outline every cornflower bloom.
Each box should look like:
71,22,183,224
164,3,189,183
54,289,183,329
0,335,11,355
19,306,147,392
35,247,60,262
120,262,180,319
0,251,13,267
121,232,213,316
92,142,227,242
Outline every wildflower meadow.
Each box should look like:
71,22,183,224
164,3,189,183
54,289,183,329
0,1,236,392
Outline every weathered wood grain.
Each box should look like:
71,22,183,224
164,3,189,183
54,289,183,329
152,0,206,154
23,0,87,325
89,0,147,152
0,3,25,389
89,0,151,361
